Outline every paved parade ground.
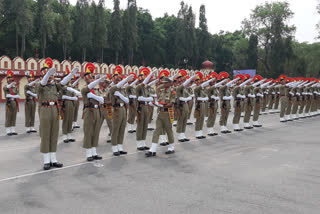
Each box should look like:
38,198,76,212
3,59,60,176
0,103,320,214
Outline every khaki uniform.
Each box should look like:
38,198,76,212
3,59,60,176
194,86,207,132
186,87,194,121
291,87,300,119
109,86,127,146
206,86,219,130
4,85,18,128
73,87,80,124
126,85,137,126
232,85,244,125
261,87,268,113
274,87,280,110
298,87,306,116
253,86,262,123
175,85,190,134
81,87,103,149
37,83,62,153
243,85,254,126
147,86,156,125
279,85,289,119
136,84,150,142
24,84,36,127
305,87,312,115
62,86,75,135
151,87,176,144
267,86,275,112
99,88,113,135
219,85,231,127
310,87,317,114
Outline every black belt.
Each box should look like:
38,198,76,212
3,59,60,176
41,101,58,107
84,104,100,109
160,108,169,112
113,104,125,108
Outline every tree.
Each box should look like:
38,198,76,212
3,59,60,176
247,34,258,69
197,4,210,66
91,0,108,63
123,0,138,65
55,0,73,60
242,1,295,77
36,0,55,58
73,0,91,61
109,0,122,64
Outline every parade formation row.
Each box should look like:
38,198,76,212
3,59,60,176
3,58,320,170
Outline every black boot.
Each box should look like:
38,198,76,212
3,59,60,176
50,162,63,168
145,151,156,157
43,163,51,170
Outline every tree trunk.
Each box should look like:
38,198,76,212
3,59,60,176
63,39,67,60
101,47,104,63
115,50,119,65
42,32,46,58
16,25,19,56
21,31,25,58
82,48,86,62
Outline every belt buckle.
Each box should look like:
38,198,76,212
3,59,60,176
49,102,55,106
120,103,124,107
94,105,98,109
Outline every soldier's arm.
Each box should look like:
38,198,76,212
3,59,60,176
81,87,90,98
24,85,28,97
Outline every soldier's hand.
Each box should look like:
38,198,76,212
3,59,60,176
48,68,56,76
71,68,79,75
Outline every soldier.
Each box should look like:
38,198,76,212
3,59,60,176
218,72,233,134
206,72,220,135
267,80,276,113
126,73,138,133
98,76,113,143
232,74,246,131
157,70,171,146
135,68,154,150
109,66,133,156
261,80,269,114
298,80,308,118
24,71,38,133
71,76,81,129
147,78,157,131
252,75,266,127
175,71,194,142
279,75,290,122
61,67,80,143
37,58,70,170
81,63,105,161
145,77,176,157
243,74,254,129
273,79,281,113
186,84,194,125
293,79,303,119
193,72,208,139
4,70,20,136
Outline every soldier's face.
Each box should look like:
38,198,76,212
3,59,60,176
163,82,171,88
113,75,120,83
7,77,13,84
101,82,107,88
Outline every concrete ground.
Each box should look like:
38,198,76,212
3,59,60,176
0,102,320,214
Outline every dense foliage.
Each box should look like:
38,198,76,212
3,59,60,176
0,0,319,77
